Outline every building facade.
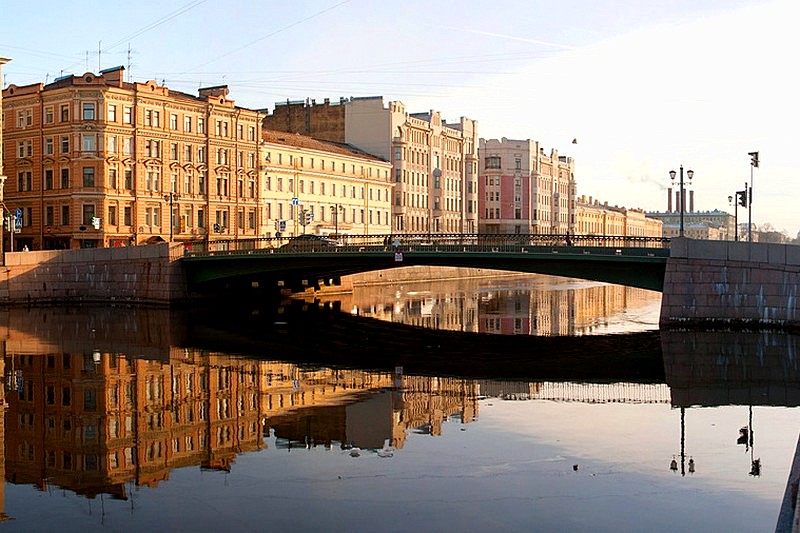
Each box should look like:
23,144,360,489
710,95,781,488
478,137,576,235
259,130,392,237
263,96,479,235
575,196,663,238
1,67,266,249
646,209,734,240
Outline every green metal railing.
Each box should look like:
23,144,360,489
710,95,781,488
183,233,670,258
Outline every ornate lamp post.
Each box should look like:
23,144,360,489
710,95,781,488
669,166,693,237
330,204,343,236
163,192,180,242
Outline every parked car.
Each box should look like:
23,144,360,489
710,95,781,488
280,234,339,251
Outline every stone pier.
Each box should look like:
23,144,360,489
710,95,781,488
660,238,800,328
0,243,186,305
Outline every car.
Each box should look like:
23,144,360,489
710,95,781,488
280,234,340,251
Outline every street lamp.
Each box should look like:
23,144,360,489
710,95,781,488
0,175,5,265
330,204,343,236
669,166,693,238
163,192,180,242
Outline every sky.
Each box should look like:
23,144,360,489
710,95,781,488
2,0,798,235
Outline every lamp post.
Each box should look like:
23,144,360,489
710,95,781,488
0,175,5,265
669,166,693,237
163,192,180,242
330,204,342,236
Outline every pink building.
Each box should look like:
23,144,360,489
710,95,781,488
478,138,576,235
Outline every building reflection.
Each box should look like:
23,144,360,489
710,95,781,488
320,275,661,336
0,346,481,500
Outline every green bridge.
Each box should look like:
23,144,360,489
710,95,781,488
181,233,670,294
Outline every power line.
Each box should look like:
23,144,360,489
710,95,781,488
103,0,207,52
184,0,350,73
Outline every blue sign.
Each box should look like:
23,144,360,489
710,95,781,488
14,208,22,219
291,197,299,206
279,220,286,231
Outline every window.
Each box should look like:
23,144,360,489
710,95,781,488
124,169,133,189
109,167,118,189
170,114,178,130
44,169,54,190
198,173,206,194
45,206,54,226
60,136,69,154
170,143,178,160
108,205,117,225
107,104,117,122
123,106,132,124
184,116,192,132
60,104,70,122
184,145,193,162
17,109,32,127
83,167,95,187
107,136,118,154
45,137,55,155
198,117,206,133
248,126,256,141
82,103,96,120
17,171,32,191
485,156,501,169
61,205,70,225
237,124,243,139
44,107,54,124
61,168,70,188
124,206,132,225
123,137,132,156
81,134,96,152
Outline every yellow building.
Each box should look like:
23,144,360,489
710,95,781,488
1,67,266,249
575,196,662,238
259,130,393,237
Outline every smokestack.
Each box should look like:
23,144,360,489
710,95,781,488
667,188,673,212
675,191,681,213
689,190,694,213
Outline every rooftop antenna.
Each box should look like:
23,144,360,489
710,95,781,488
45,73,49,84
127,44,132,82
98,41,101,72
85,51,89,72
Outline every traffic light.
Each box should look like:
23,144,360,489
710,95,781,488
91,216,101,230
737,190,747,207
304,211,313,225
2,216,9,231
749,151,759,168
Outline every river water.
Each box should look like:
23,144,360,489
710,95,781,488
1,273,798,532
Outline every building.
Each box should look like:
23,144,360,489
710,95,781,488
575,196,662,238
478,137,576,235
263,96,479,235
0,57,9,254
1,67,269,249
646,209,734,240
259,130,392,237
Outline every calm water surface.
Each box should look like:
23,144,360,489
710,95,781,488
1,275,798,532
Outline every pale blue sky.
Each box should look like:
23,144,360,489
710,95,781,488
2,0,796,234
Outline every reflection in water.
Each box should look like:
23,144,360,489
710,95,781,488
318,275,662,336
0,306,799,530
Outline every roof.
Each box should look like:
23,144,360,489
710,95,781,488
261,129,389,164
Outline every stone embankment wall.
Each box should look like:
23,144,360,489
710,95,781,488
660,238,800,328
0,243,186,305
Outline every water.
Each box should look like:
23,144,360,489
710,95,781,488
0,275,798,532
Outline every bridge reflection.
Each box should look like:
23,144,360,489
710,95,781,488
0,304,799,509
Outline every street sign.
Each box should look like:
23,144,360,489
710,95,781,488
13,218,21,233
14,208,21,218
291,197,299,206
279,220,286,231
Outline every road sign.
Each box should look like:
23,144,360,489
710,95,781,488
14,208,21,219
14,218,22,233
279,220,286,231
291,197,299,206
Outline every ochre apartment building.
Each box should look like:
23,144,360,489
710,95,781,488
0,67,393,250
264,96,479,235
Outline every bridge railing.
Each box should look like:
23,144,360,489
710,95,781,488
183,233,670,257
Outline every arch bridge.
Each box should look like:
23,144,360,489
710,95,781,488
181,233,670,295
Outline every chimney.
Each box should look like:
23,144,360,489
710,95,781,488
667,188,672,212
689,190,694,213
675,191,682,213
